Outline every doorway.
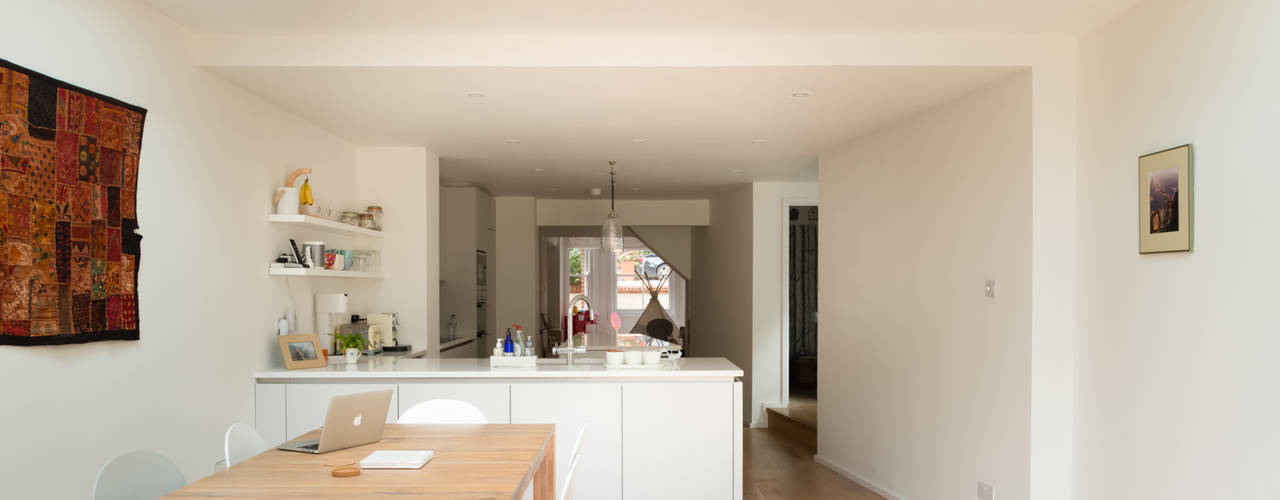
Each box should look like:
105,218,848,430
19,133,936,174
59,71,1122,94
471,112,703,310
779,205,819,435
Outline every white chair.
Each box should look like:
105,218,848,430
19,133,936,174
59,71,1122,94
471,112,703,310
568,423,587,462
92,451,186,500
224,423,267,468
559,454,582,500
398,399,487,424
559,423,587,500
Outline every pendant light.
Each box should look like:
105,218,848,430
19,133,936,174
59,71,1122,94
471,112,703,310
601,161,624,255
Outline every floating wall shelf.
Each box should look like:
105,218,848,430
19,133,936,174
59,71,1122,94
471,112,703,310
267,214,386,238
267,267,385,279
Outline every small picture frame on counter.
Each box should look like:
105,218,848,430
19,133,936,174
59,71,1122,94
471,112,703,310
278,334,328,370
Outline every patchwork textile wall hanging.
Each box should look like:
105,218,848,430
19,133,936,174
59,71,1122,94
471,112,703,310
0,59,145,345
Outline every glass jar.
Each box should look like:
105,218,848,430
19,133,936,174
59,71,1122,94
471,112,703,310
350,250,368,272
339,211,360,226
358,213,376,230
366,205,383,231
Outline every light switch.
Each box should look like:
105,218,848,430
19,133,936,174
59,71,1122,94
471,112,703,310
984,280,997,298
977,481,994,500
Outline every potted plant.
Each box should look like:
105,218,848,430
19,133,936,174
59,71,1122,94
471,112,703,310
334,333,367,364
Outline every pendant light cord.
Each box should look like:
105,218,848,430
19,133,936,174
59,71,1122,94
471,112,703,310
609,161,616,211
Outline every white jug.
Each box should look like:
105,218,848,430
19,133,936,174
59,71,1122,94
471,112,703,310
274,187,300,215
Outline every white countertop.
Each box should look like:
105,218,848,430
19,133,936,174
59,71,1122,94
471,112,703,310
255,357,742,380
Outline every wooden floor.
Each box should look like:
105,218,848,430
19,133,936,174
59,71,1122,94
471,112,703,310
743,427,884,500
772,392,817,428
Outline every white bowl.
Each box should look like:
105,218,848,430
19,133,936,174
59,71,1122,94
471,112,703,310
642,351,662,365
605,351,624,365
623,351,644,365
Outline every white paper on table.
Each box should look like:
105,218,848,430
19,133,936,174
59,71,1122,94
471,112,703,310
359,450,435,469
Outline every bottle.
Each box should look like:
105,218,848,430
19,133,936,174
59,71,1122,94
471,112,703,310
513,326,525,357
492,337,503,358
448,314,458,340
525,337,534,358
503,329,515,356
277,316,289,336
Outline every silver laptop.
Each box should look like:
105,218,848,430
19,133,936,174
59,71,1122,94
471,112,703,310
278,389,393,454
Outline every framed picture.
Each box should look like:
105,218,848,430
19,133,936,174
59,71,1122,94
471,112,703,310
278,334,328,370
1138,144,1193,253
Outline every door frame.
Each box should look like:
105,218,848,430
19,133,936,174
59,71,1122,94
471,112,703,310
780,197,818,407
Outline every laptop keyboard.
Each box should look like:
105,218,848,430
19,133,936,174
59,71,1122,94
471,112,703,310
299,443,319,450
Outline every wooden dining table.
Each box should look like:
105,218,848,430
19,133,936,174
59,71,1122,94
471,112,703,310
165,424,555,499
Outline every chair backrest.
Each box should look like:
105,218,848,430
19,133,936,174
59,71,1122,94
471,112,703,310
559,453,582,500
398,399,488,424
92,451,186,500
558,423,587,500
569,423,587,462
224,423,267,468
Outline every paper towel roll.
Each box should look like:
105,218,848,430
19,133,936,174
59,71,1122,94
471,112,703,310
315,293,348,313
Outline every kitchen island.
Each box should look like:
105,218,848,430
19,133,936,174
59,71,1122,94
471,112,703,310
255,357,743,500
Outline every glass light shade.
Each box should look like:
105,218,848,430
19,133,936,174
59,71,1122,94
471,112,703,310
601,211,624,255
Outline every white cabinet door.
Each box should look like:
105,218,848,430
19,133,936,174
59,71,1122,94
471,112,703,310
285,383,399,441
511,382,622,500
255,384,286,446
397,382,511,424
622,382,734,500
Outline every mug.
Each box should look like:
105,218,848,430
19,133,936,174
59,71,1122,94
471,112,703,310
623,351,643,365
642,351,662,365
344,348,361,364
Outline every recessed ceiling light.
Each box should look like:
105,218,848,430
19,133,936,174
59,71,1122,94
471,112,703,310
753,139,766,143
631,139,646,144
533,168,546,172
730,168,744,173
790,91,811,98
551,187,560,191
506,138,521,144
633,187,641,191
466,92,486,98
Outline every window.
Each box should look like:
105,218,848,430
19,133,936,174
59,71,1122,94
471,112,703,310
615,249,669,310
568,247,590,304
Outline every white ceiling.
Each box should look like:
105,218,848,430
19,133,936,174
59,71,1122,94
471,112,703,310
211,66,1021,198
144,0,1139,35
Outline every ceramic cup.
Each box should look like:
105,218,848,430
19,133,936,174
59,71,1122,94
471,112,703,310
344,348,361,364
642,351,662,365
605,351,624,365
624,351,643,365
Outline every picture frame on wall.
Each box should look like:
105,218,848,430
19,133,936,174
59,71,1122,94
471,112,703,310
1138,144,1193,254
278,334,328,370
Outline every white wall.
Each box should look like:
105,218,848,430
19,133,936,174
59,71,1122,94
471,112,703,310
689,185,754,422
816,73,1032,500
751,182,818,426
1075,1,1280,498
495,196,538,340
629,226,693,279
440,186,479,342
355,147,438,352
0,0,359,497
536,199,709,226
